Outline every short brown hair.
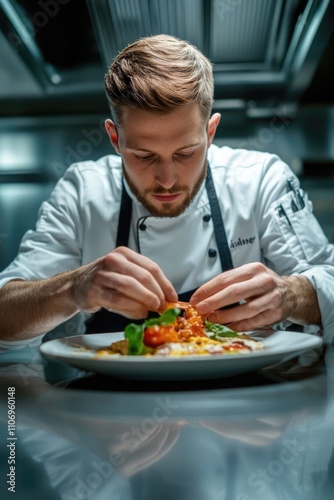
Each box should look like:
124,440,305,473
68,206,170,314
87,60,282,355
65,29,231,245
104,34,214,126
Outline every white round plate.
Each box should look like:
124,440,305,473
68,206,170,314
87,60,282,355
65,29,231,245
39,330,322,381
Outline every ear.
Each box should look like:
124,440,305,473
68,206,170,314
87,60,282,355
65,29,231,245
207,113,221,146
105,119,120,154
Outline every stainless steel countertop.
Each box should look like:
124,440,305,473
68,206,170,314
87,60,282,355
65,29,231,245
0,334,333,500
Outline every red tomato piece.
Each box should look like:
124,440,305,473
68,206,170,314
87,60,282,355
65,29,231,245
143,325,179,347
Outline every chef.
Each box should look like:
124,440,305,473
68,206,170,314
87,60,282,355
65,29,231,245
1,34,334,344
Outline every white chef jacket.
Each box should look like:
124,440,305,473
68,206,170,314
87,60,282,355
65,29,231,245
1,145,334,343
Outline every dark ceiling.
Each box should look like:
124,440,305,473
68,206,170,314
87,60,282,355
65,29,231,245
0,0,333,117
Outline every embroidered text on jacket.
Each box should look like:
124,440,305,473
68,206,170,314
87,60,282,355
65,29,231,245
230,236,256,248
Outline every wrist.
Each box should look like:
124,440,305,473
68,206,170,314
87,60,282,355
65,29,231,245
48,271,80,316
284,275,321,326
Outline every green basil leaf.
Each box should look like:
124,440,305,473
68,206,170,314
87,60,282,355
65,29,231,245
124,323,144,355
205,320,238,338
144,308,181,327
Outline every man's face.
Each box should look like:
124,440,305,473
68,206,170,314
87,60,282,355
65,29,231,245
105,104,220,217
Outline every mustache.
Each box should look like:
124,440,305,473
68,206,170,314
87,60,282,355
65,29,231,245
148,186,188,195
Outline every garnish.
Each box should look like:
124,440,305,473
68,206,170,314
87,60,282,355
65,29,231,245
124,323,144,355
145,307,181,327
205,320,238,339
118,306,261,357
124,308,181,355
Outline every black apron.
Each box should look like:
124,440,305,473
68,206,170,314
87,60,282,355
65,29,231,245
86,166,234,333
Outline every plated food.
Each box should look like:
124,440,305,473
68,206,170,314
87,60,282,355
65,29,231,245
40,329,322,380
97,302,264,357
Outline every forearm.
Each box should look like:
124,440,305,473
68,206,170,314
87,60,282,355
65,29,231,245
0,248,177,341
285,275,321,326
0,273,79,341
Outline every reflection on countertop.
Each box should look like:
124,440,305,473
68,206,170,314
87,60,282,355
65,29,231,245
0,339,334,500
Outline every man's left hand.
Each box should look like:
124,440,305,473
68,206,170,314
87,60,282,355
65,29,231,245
190,262,320,331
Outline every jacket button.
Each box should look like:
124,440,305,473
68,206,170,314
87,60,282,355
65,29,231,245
139,223,147,231
208,248,217,258
203,214,211,222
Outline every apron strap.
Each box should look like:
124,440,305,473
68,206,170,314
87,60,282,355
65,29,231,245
116,177,132,247
205,166,234,271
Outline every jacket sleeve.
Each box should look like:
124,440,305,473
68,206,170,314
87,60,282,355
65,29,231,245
0,164,84,289
258,155,334,343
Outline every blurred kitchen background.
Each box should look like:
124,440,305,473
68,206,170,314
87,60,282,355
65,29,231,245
0,0,334,271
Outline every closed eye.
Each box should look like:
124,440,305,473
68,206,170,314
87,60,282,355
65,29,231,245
134,151,194,161
175,152,194,159
135,155,154,161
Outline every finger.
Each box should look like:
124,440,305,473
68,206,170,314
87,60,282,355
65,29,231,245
220,310,278,332
101,259,167,309
191,264,260,304
106,248,178,303
93,270,167,312
112,247,178,302
206,293,268,324
191,262,274,306
84,284,151,319
207,288,283,328
193,265,280,316
193,275,272,315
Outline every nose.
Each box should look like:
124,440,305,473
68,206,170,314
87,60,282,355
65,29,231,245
155,159,177,190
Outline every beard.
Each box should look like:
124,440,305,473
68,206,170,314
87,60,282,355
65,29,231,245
122,160,207,218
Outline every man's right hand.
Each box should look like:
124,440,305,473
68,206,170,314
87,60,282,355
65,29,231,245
71,246,177,318
0,247,177,341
